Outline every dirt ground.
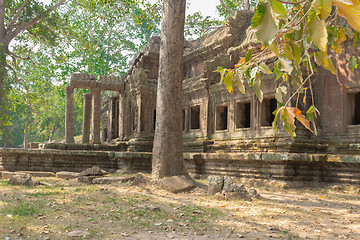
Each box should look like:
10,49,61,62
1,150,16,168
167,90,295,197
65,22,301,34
0,175,359,240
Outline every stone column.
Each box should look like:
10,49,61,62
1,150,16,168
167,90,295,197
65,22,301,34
65,86,75,143
118,93,125,139
92,88,101,144
82,92,92,144
108,97,114,141
136,94,142,135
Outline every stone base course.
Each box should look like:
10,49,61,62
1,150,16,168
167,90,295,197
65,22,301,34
1,147,360,185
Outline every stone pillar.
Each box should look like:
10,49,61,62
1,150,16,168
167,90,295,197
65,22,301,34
65,86,75,143
136,94,142,135
108,97,114,141
118,93,125,139
92,88,101,144
82,92,92,144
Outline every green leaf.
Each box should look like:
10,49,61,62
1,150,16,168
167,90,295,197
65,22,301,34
314,51,336,74
290,42,302,66
259,62,272,74
349,56,358,71
314,0,332,19
275,85,287,104
272,106,283,130
272,0,287,17
279,57,293,74
268,41,280,57
308,16,328,52
281,107,297,139
223,71,234,93
251,2,278,45
274,61,282,80
290,68,302,90
245,49,253,63
217,67,226,84
253,77,263,103
234,70,246,94
354,31,359,48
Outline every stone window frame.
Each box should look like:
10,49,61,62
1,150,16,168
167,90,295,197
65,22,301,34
260,96,277,128
215,102,230,132
234,98,252,131
346,87,360,128
190,104,201,131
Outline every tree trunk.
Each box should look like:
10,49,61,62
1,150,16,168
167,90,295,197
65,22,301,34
49,123,56,142
152,0,187,180
23,114,30,149
0,41,6,112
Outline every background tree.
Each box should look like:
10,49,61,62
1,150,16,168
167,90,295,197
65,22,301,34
0,0,66,117
0,0,162,147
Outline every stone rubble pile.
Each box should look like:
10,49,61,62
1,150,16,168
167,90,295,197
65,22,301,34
208,175,260,201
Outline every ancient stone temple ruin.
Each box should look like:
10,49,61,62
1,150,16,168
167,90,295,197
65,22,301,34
1,11,360,184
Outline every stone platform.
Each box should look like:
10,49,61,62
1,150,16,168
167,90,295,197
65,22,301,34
1,147,360,185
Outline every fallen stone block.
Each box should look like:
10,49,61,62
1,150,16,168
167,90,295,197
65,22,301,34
225,191,251,201
8,175,39,186
19,171,55,178
248,188,261,199
78,166,108,177
222,175,235,192
208,175,224,195
55,171,79,180
159,175,196,194
131,173,149,185
92,176,135,184
2,171,28,180
77,176,97,184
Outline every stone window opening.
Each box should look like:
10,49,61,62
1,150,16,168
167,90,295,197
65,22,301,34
153,109,156,131
236,102,251,129
261,98,277,127
349,92,360,125
216,104,228,131
182,109,185,131
190,105,200,130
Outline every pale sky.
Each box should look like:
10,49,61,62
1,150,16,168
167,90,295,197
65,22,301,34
148,0,221,18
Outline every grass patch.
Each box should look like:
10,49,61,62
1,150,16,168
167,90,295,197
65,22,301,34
1,200,45,217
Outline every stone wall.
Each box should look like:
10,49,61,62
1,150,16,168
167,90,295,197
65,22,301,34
1,148,360,184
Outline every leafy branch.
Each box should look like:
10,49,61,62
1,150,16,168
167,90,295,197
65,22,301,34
216,0,360,139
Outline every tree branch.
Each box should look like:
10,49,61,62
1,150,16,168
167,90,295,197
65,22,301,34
219,0,235,16
0,0,6,37
7,0,29,33
8,0,66,44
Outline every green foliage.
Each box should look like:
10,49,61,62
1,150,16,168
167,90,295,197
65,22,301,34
0,0,164,147
251,2,278,46
185,12,223,39
216,0,257,17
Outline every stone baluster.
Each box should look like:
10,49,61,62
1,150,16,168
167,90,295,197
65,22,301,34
82,92,92,144
65,86,75,143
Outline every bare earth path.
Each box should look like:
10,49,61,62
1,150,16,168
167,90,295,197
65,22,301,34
0,176,359,239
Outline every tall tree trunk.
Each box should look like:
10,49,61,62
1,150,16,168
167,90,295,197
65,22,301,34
49,123,56,142
23,114,30,149
152,0,187,180
0,41,6,112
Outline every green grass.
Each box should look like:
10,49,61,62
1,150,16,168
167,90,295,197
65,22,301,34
2,200,44,217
